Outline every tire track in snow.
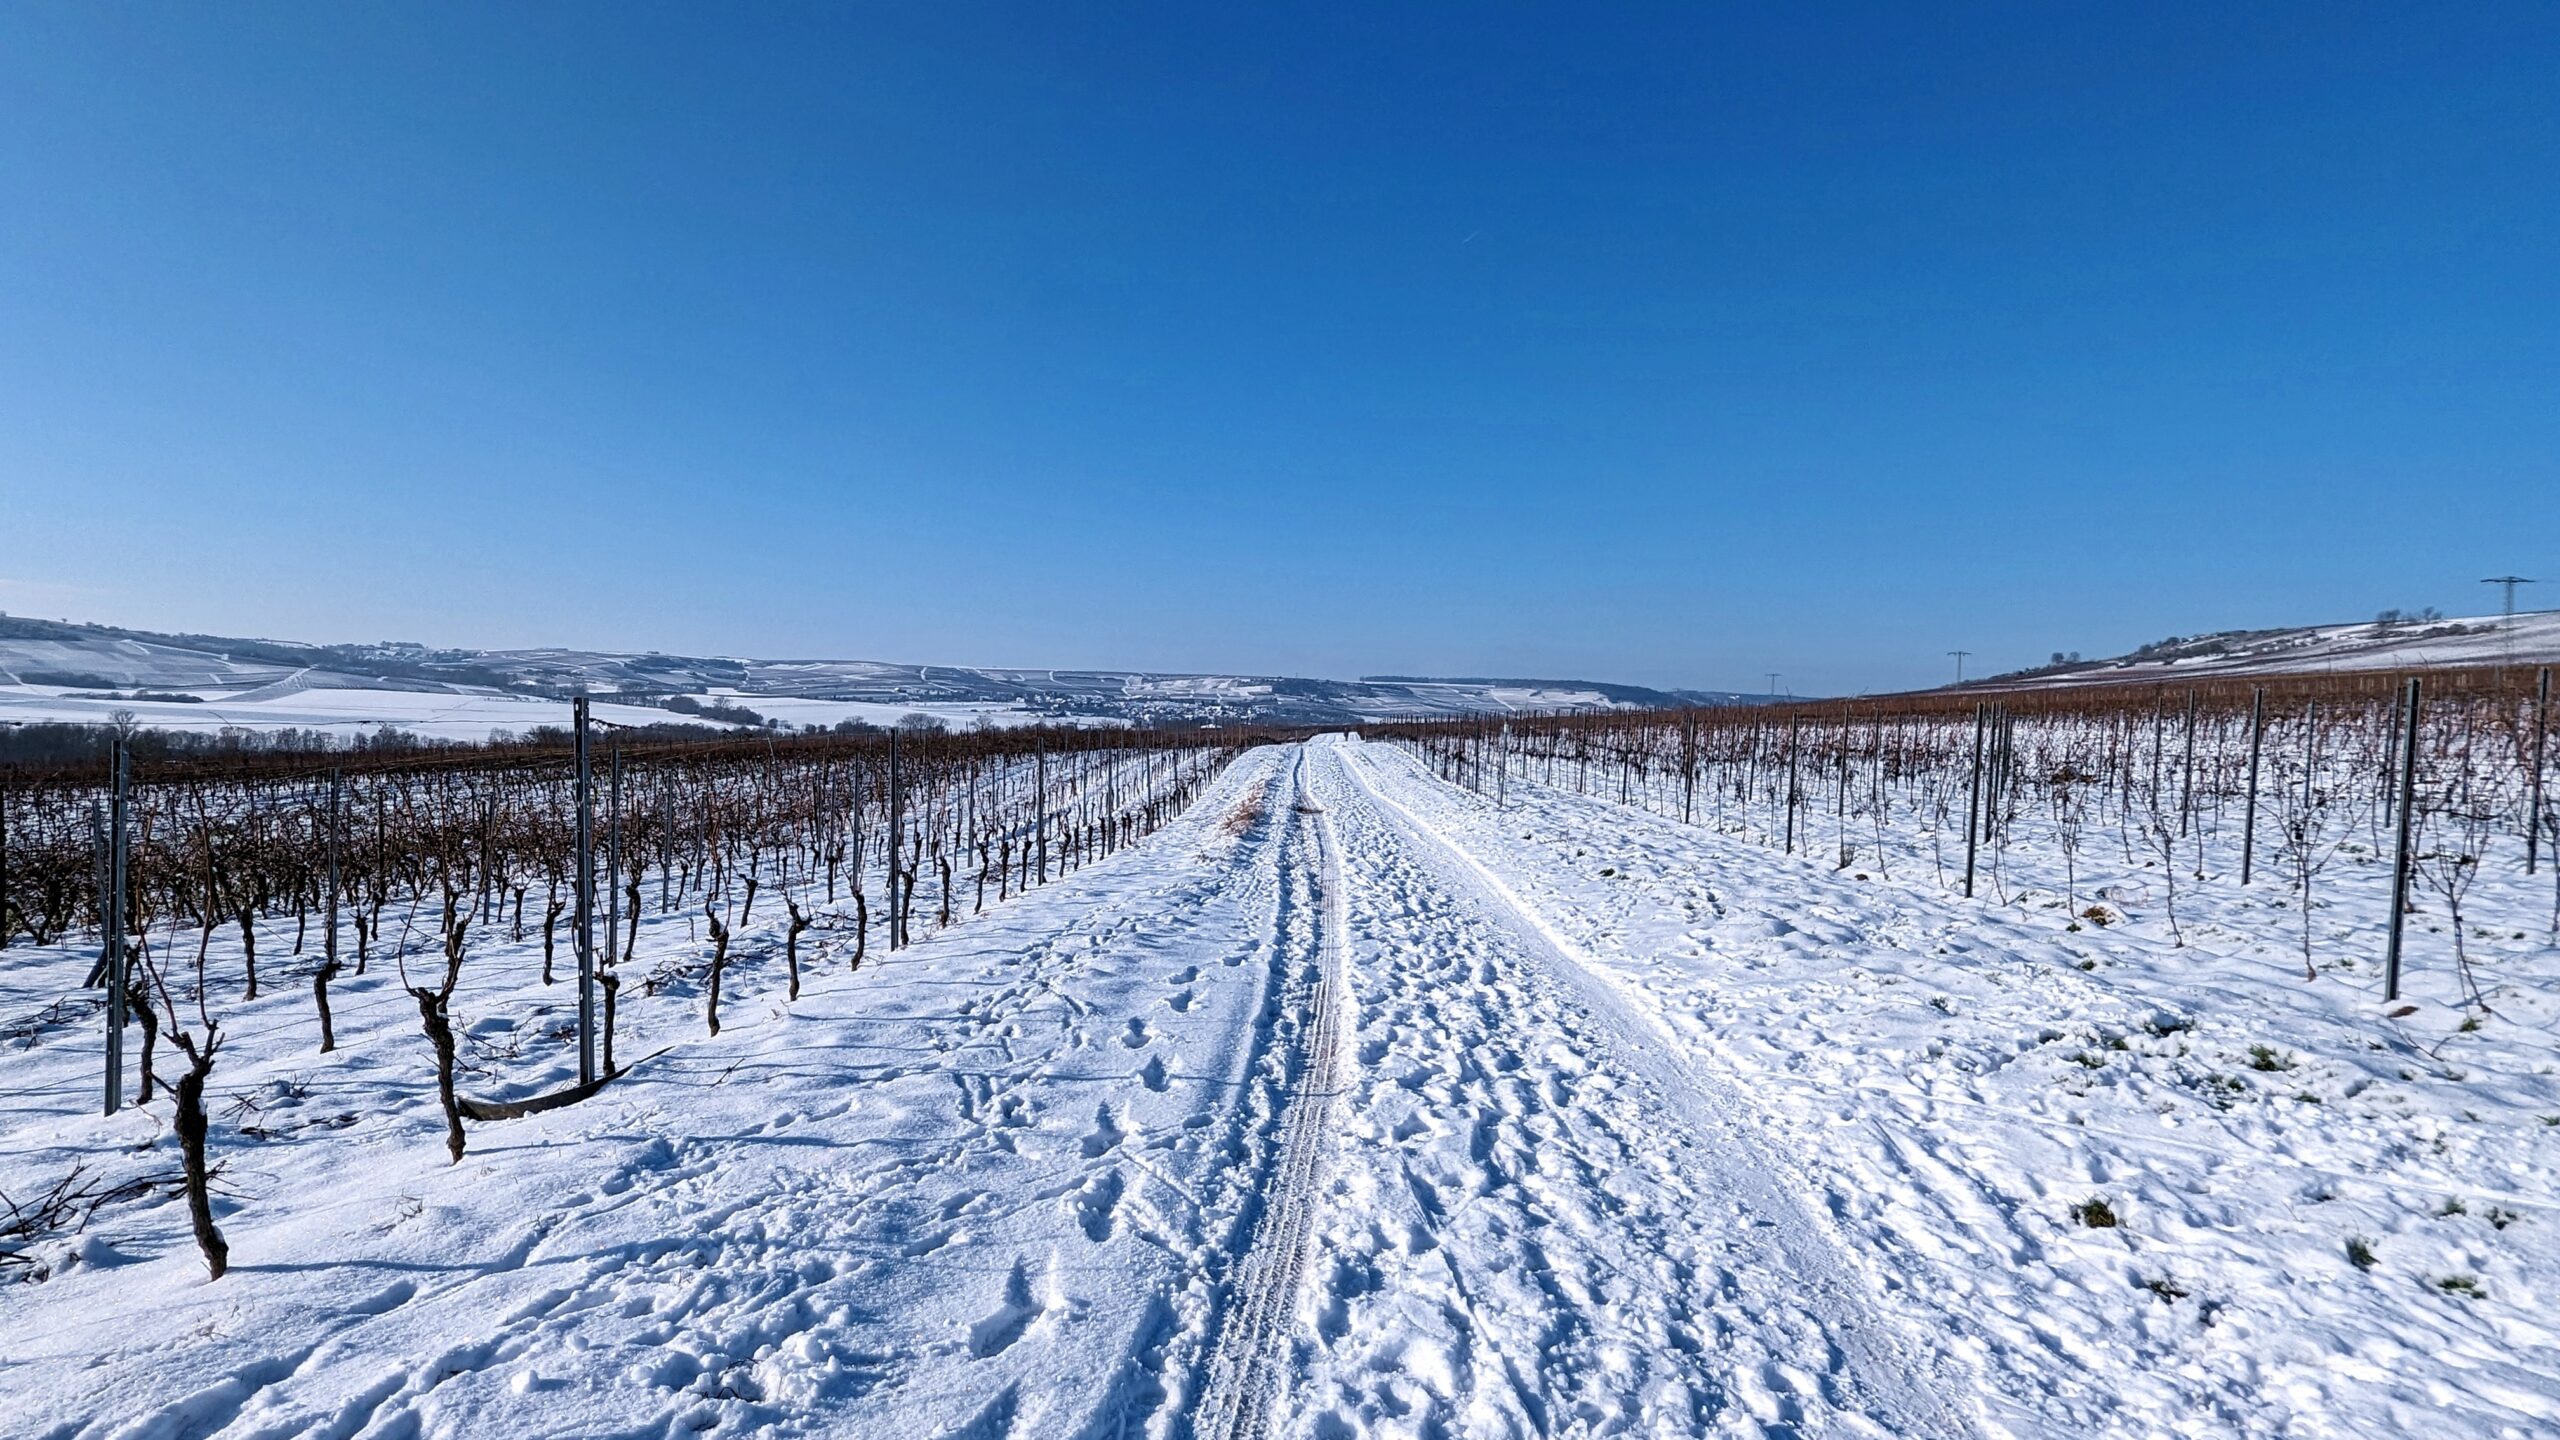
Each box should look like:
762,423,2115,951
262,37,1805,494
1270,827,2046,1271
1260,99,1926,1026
1192,748,1349,1440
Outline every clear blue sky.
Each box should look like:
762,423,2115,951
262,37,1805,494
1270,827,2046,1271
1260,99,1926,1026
2,4,2553,694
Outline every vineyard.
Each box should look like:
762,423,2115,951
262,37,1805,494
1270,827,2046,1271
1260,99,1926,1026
1387,664,2557,1001
3,716,1242,1282
2,670,2555,1437
1344,667,2559,1437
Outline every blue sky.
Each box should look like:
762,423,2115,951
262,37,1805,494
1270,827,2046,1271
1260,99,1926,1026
2,4,2553,694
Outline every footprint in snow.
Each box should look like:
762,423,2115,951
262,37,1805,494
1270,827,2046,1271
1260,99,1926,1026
348,1279,417,1317
1081,1104,1127,1157
967,1262,1043,1358
1075,1169,1125,1242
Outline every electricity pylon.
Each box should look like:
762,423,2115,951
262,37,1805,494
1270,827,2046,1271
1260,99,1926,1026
2482,576,2536,625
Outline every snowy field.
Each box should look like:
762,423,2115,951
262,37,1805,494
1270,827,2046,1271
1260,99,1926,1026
0,683,692,743
2010,608,2560,686
3,737,2555,1437
678,690,1087,733
0,623,1698,736
0,682,1068,742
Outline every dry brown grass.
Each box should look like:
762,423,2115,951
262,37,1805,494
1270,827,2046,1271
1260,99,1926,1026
1223,779,1272,837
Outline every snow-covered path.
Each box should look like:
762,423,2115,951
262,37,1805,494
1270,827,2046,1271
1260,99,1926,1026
1192,749,1349,1440
1279,738,1975,1438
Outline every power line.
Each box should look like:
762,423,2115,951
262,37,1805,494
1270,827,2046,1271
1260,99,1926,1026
1947,650,1971,686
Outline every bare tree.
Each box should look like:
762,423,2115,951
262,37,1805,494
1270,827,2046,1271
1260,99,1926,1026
2269,706,2342,982
784,896,812,1002
136,901,227,1278
2051,763,2089,922
405,880,473,1164
703,900,732,1036
2416,750,2499,1012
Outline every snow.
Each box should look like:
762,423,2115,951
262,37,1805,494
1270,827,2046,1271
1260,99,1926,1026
1349,736,2560,1437
0,682,1111,741
1,749,1304,1436
0,623,1699,735
0,683,688,741
681,690,1106,732
0,679,1116,742
1301,743,1970,1435
4,737,2555,1437
2014,607,2560,686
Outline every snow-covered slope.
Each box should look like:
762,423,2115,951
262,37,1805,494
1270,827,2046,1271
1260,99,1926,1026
0,618,1747,736
1997,608,2560,688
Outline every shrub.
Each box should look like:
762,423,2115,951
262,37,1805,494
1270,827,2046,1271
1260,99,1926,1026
2069,1197,2118,1228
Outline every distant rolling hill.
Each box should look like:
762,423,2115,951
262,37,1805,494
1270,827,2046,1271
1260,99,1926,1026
1983,607,2560,689
0,616,1763,740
